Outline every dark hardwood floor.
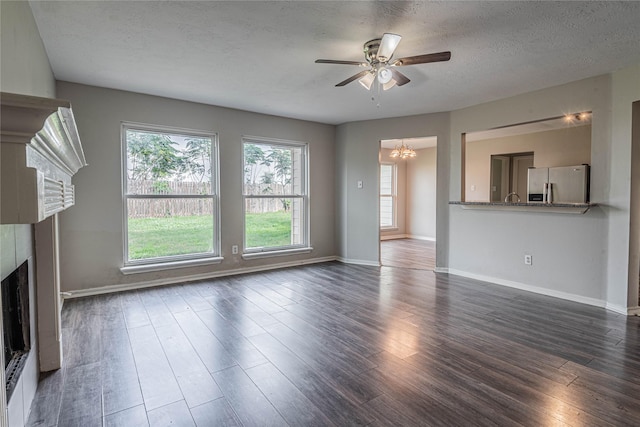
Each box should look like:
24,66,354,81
26,262,640,426
380,238,435,270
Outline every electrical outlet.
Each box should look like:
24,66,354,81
524,254,532,265
232,245,239,255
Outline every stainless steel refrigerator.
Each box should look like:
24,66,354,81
527,165,590,204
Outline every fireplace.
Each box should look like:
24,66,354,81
2,260,31,401
1,92,86,425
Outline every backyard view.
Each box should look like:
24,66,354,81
243,141,303,250
125,129,302,261
125,128,216,261
127,211,291,259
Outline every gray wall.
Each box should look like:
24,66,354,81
0,0,55,281
407,146,437,240
336,113,450,265
609,65,640,309
56,82,336,292
336,70,639,311
448,73,639,311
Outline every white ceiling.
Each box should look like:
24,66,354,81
29,1,640,125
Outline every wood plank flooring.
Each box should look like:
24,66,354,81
380,238,435,270
26,262,640,426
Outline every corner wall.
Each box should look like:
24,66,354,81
608,64,640,310
0,2,56,425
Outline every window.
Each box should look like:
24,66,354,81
242,137,309,255
380,162,397,229
122,123,219,268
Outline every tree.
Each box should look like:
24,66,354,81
244,144,266,185
127,131,181,182
181,137,211,184
265,148,292,188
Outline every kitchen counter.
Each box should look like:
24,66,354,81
449,201,596,214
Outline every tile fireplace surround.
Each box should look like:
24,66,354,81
1,92,87,426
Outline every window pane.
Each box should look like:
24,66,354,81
126,129,212,195
245,197,303,249
380,164,393,195
127,198,214,260
380,196,394,227
243,143,303,195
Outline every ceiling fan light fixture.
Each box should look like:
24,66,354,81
377,67,393,84
359,72,375,90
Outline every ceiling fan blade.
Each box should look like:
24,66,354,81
336,70,371,87
390,69,410,86
315,59,367,66
377,33,402,62
392,51,451,66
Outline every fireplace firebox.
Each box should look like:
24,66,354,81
2,260,31,400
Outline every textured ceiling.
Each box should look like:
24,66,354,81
29,1,640,125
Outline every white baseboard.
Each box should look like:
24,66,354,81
336,257,381,267
605,303,630,316
434,267,449,274
447,268,612,311
380,234,408,241
406,235,436,242
64,256,338,299
380,234,436,242
628,306,640,316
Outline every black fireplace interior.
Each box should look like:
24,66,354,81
2,260,30,399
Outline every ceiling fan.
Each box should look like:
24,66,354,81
315,33,451,90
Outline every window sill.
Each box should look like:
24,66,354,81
242,246,313,260
121,256,224,275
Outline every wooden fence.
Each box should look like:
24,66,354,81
127,181,290,218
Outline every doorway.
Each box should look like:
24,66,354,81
490,152,533,202
379,137,437,270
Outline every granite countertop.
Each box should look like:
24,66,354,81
449,201,597,214
449,201,594,208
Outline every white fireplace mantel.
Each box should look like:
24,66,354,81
1,92,87,224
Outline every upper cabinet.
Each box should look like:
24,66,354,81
1,92,87,224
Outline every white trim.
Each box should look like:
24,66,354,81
121,256,224,275
406,234,436,242
447,268,613,310
380,234,407,241
627,306,640,316
605,303,630,316
121,122,221,264
241,137,309,253
336,257,381,267
380,234,436,241
242,246,313,260
65,256,338,299
434,267,449,273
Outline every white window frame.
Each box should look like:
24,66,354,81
241,136,311,259
120,122,221,274
380,162,397,230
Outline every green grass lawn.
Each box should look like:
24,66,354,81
128,211,291,259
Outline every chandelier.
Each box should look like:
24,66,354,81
390,141,416,159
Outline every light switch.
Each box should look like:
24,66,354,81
357,180,363,189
